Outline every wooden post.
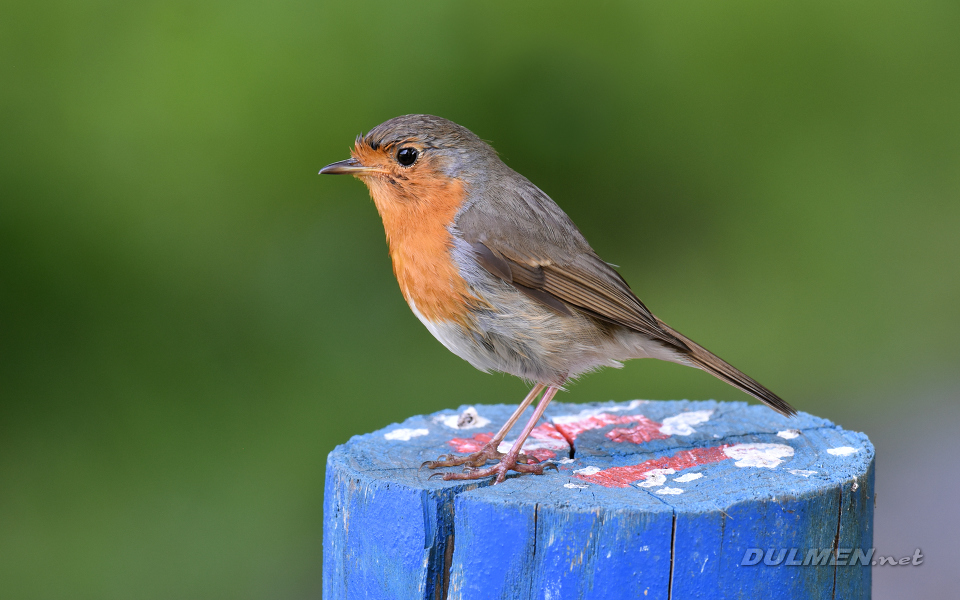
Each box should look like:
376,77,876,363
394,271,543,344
323,400,874,600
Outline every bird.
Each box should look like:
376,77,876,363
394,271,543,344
320,114,796,484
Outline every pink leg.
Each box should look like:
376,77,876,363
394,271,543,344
421,384,545,470
437,385,562,484
488,383,547,444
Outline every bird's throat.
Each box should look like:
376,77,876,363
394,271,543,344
364,176,481,324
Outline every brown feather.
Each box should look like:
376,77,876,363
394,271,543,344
470,241,571,316
472,241,686,349
658,322,797,417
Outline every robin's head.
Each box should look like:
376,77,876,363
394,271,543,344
320,115,496,319
320,115,497,209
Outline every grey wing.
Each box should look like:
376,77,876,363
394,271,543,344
455,175,688,351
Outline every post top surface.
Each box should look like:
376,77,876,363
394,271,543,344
328,400,874,512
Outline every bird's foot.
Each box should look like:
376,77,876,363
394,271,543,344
420,443,537,471
428,452,558,484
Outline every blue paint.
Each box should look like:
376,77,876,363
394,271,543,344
449,474,675,599
323,401,875,600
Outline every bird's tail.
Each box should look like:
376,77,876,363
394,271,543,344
658,322,797,417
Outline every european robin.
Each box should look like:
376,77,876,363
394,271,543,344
320,114,796,484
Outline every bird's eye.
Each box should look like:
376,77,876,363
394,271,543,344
396,147,419,167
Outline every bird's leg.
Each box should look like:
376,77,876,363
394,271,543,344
436,384,562,484
422,384,545,470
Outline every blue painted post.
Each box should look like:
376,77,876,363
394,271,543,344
323,400,874,599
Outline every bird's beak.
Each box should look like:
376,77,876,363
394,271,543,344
319,157,383,176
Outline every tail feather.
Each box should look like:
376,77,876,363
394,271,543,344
659,323,797,417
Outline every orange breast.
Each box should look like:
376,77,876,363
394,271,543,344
364,171,481,324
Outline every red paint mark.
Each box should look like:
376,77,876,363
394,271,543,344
448,432,493,453
605,416,670,444
447,424,566,460
552,413,671,446
450,410,670,461
531,422,566,442
576,445,731,488
524,448,557,461
519,423,566,460
553,414,648,440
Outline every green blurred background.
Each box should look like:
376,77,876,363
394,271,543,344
2,1,958,598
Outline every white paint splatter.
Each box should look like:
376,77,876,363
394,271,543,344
433,406,491,429
498,436,566,454
383,428,429,441
574,466,602,476
558,457,575,465
543,580,560,600
674,472,703,483
777,429,801,439
656,487,684,495
851,480,859,491
828,446,858,456
659,410,713,435
551,400,645,424
564,483,590,489
635,468,676,488
724,443,794,468
788,469,817,477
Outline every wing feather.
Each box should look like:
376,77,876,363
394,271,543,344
457,175,685,349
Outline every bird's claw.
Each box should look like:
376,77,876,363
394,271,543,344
419,442,553,484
